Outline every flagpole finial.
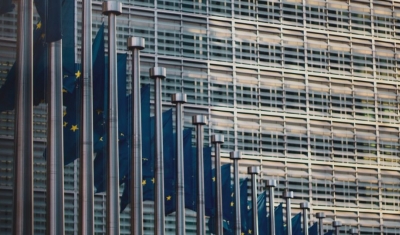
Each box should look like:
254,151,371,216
211,134,224,144
266,179,277,187
348,228,358,235
171,93,187,104
283,190,294,198
247,166,260,175
150,67,167,79
316,212,326,218
230,151,242,160
102,1,122,15
127,37,145,50
332,221,342,227
192,115,208,125
300,202,310,209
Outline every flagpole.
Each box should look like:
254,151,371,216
211,134,224,235
13,0,33,233
283,190,294,235
316,212,325,235
103,2,122,235
248,166,260,235
46,39,65,235
332,221,342,235
172,93,188,235
79,0,94,233
230,151,242,235
192,115,208,235
300,202,310,235
348,228,358,235
150,67,167,235
127,36,145,235
266,180,277,235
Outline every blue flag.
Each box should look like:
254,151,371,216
324,230,333,235
291,213,302,235
275,203,284,235
120,107,173,212
247,191,268,235
34,0,62,42
0,0,14,15
309,222,318,235
240,178,249,234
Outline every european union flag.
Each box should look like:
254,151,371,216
34,0,62,42
275,203,285,235
120,108,173,212
0,20,46,112
309,222,318,235
291,213,303,235
240,178,249,234
0,0,14,15
0,0,75,112
246,191,268,235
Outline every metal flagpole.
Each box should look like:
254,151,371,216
13,0,33,234
211,134,224,235
266,180,277,235
332,221,342,235
248,166,260,235
46,40,65,235
300,203,310,235
150,67,167,235
348,228,358,235
172,93,187,235
79,0,94,232
283,190,294,235
192,115,208,235
316,212,326,235
103,2,122,235
230,151,242,235
127,36,145,235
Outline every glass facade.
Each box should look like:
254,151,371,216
1,0,400,234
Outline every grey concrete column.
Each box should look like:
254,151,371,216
212,134,224,235
103,2,122,235
248,166,261,235
127,36,145,235
230,151,243,235
192,115,208,235
316,212,326,235
172,93,187,235
150,67,167,235
283,190,294,235
332,221,342,235
266,180,277,235
300,202,310,235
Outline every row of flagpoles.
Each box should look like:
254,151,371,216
7,1,361,235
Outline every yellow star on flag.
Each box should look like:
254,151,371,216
166,195,171,201
230,201,234,207
249,230,252,234
151,178,155,184
63,110,67,117
96,109,103,115
41,33,45,39
36,21,42,29
100,137,103,141
120,133,124,136
70,125,79,132
212,177,216,182
231,192,234,197
242,233,245,235
75,70,81,79
63,89,67,93
142,180,146,185
63,122,68,127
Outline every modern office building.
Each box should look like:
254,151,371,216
1,0,400,234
